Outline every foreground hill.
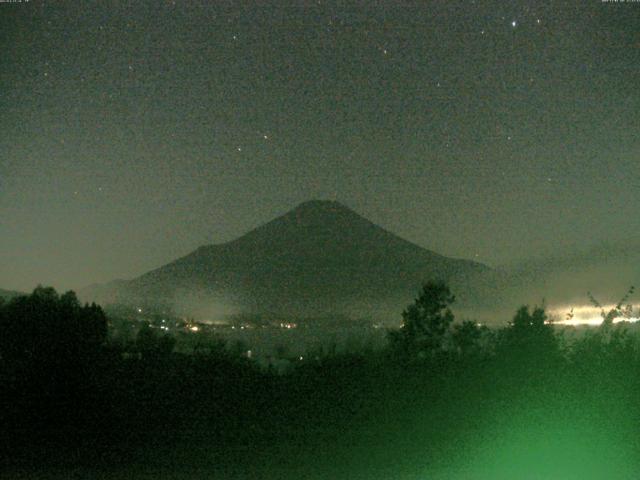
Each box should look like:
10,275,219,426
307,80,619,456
82,200,491,320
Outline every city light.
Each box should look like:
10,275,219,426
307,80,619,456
548,304,639,326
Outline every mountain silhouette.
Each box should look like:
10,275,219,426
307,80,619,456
82,200,491,320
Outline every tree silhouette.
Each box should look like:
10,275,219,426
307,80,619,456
0,286,107,370
0,286,109,439
388,280,455,359
587,286,635,329
135,322,176,359
452,320,483,357
574,287,637,364
497,305,558,365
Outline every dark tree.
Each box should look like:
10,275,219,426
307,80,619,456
587,285,635,329
0,286,109,443
497,305,559,365
388,280,455,358
0,286,107,370
135,322,176,359
452,320,483,357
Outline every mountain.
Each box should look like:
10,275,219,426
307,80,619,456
81,200,491,321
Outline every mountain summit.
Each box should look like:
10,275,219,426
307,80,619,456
82,201,490,320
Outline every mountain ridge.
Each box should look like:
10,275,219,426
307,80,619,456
81,200,491,320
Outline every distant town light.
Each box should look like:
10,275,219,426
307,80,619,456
548,304,640,326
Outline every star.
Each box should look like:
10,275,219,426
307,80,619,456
511,20,517,28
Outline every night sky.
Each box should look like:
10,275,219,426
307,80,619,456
2,1,639,292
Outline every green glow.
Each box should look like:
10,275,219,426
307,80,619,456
430,410,639,480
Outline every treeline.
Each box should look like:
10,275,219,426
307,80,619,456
2,283,640,479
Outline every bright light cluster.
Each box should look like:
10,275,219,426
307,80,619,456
548,304,640,326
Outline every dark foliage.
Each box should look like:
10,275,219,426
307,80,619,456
135,322,177,359
0,286,107,367
2,283,640,479
387,280,456,359
496,305,560,365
